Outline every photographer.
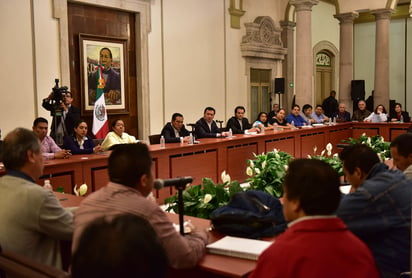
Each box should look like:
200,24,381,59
42,81,80,145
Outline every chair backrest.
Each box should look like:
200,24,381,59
92,138,104,146
148,134,161,145
0,245,69,278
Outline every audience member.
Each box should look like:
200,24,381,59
0,128,73,268
311,105,329,124
101,119,138,151
71,213,168,278
72,143,208,269
351,100,371,121
322,90,339,117
390,133,412,180
269,108,291,128
32,117,71,159
300,104,315,124
42,90,80,143
267,103,280,121
63,120,104,154
365,90,374,112
226,106,252,134
333,103,351,122
195,107,228,138
160,113,191,143
286,105,308,127
389,102,410,123
252,112,273,131
364,104,388,122
250,159,380,278
337,144,411,277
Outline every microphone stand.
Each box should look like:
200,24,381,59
175,183,186,236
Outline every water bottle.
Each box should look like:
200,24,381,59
273,123,278,132
43,179,53,191
189,133,194,145
291,121,295,129
228,128,233,138
160,135,165,149
400,115,404,123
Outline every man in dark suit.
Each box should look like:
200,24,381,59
195,107,228,138
161,113,191,143
226,106,252,134
42,91,80,144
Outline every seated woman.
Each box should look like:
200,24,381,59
63,120,104,154
389,103,410,123
252,112,273,131
300,104,315,125
269,108,291,128
364,104,388,123
101,119,138,151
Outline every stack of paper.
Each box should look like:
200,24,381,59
206,236,273,261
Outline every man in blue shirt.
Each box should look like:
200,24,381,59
285,105,308,127
311,105,329,124
337,144,411,278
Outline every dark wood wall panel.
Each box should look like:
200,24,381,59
67,3,139,137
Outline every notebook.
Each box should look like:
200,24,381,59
206,236,273,261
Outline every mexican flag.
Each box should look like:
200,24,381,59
92,65,109,139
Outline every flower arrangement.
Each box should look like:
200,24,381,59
307,143,343,177
164,171,243,219
246,149,293,198
343,133,390,160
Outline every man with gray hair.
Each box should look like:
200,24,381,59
0,128,73,269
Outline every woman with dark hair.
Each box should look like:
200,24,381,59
364,104,388,122
252,112,273,131
269,108,291,128
63,120,104,154
389,103,410,123
101,119,138,150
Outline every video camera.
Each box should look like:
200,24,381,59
52,78,69,105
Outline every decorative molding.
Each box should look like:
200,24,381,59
289,0,319,12
334,12,359,24
52,0,152,140
241,16,287,61
370,8,394,20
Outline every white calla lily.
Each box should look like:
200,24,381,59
313,146,317,154
254,168,261,174
249,160,255,168
321,150,325,156
246,166,253,177
261,161,267,169
74,183,88,196
203,194,212,203
221,171,231,184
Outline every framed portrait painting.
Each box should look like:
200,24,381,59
79,34,128,114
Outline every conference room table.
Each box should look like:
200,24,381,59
56,192,269,278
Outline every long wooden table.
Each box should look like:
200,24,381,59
1,122,410,203
56,192,265,278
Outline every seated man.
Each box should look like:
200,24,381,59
351,100,371,121
311,105,329,123
300,104,315,124
195,107,228,138
337,144,411,277
72,143,208,269
160,113,191,143
226,106,253,134
71,214,168,278
285,105,308,127
32,117,71,159
0,128,73,269
390,133,412,180
333,103,351,122
250,159,379,278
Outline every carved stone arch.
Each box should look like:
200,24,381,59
313,40,339,103
240,16,287,114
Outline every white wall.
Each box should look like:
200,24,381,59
312,1,340,50
0,0,36,136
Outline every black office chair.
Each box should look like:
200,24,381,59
0,244,69,278
148,134,161,145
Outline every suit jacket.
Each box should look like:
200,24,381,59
389,111,410,122
63,135,96,154
161,122,190,143
0,171,73,268
42,100,80,140
195,118,220,138
225,116,252,134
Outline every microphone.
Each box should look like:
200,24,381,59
154,177,193,190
